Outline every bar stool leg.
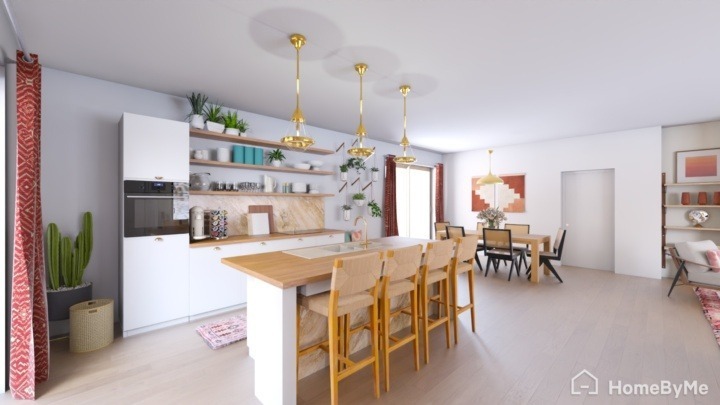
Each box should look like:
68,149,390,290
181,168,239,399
328,307,339,405
410,288,420,371
382,295,391,392
468,270,476,332
443,279,451,349
451,271,459,345
421,281,430,364
370,303,380,398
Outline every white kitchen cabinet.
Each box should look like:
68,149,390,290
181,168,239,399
121,113,189,182
188,232,344,316
189,244,247,316
122,234,189,335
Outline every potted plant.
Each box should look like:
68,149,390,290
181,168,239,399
45,212,94,321
237,119,249,136
368,200,382,218
352,192,366,207
371,166,380,182
340,164,348,181
203,102,225,133
342,204,352,221
268,148,286,167
186,92,208,129
346,157,366,174
223,110,242,135
476,207,507,229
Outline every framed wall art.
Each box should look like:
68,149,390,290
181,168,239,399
471,174,525,212
676,148,720,183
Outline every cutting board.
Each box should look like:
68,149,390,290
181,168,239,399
248,205,274,233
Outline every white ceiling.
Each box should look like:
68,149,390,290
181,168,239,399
1,0,720,153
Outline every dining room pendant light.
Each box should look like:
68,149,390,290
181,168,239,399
394,85,417,164
478,149,504,185
347,63,374,159
280,33,315,151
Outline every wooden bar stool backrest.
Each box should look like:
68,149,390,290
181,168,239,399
331,252,384,298
454,235,479,264
483,228,512,251
424,239,455,271
385,244,423,281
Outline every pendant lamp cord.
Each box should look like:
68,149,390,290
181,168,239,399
2,0,32,62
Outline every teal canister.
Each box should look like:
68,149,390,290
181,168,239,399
232,145,244,163
244,146,255,165
254,148,264,165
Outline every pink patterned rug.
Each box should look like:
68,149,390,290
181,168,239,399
196,315,247,350
694,288,720,348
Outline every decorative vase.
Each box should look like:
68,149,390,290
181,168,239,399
271,160,281,167
372,171,379,182
714,191,720,205
698,192,708,205
224,128,240,136
681,192,691,205
486,220,497,229
343,209,351,221
340,172,348,181
190,114,204,129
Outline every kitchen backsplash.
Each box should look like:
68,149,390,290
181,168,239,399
188,195,325,236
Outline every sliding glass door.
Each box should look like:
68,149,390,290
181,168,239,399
396,164,432,239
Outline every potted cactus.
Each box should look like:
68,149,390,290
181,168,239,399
45,212,94,321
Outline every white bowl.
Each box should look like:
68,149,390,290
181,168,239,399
309,160,323,168
293,163,311,170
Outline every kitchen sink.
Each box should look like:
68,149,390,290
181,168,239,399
283,241,385,259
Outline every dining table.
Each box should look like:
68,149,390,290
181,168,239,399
436,229,552,283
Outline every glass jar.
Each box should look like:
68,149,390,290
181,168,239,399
190,172,211,191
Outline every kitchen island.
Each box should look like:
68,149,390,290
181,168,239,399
221,236,430,405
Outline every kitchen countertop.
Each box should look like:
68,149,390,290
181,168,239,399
221,236,430,288
189,228,346,248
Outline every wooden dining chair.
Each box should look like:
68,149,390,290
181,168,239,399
380,244,423,391
527,228,567,283
445,225,465,240
297,252,384,404
504,223,530,270
483,228,523,281
434,222,450,240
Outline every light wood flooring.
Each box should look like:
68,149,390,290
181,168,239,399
2,266,720,404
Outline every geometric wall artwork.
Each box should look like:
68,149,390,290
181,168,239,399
471,174,526,212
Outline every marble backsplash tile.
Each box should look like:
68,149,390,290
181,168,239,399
189,195,325,235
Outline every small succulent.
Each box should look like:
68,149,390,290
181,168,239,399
223,110,240,128
236,119,249,133
186,92,208,117
371,166,379,172
339,164,348,173
352,192,366,200
342,204,352,211
203,103,224,124
268,148,285,162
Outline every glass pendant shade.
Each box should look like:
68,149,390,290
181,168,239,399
280,33,315,151
347,63,374,159
394,85,417,164
478,149,504,185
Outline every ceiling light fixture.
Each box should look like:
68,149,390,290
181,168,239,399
280,33,314,151
478,149,504,185
347,63,374,159
393,85,417,164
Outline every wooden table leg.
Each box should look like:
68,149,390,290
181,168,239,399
530,240,540,283
542,240,551,276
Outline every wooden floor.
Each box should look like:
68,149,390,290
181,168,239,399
2,266,720,404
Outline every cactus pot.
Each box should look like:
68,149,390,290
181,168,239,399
47,283,92,321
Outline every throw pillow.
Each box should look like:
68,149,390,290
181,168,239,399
706,249,720,272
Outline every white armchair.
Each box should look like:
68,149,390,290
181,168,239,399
667,240,720,297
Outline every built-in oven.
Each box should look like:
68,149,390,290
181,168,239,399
123,180,189,237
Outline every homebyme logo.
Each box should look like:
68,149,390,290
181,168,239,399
571,369,709,398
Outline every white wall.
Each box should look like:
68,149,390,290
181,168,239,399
444,127,662,279
661,121,720,276
1,64,6,391
33,67,442,319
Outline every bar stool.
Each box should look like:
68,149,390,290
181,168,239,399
449,235,478,345
418,239,455,364
380,244,423,391
297,252,383,405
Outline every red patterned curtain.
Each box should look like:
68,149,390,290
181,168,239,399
435,163,444,222
10,51,49,399
383,155,398,236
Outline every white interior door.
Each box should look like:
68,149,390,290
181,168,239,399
561,169,615,271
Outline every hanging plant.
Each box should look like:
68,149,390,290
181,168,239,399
346,157,366,174
368,200,382,218
352,192,366,206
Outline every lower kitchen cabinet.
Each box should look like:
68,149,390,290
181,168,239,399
122,234,189,335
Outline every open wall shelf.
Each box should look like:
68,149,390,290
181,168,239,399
189,128,334,155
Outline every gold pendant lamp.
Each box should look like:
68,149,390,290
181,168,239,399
280,33,315,151
393,85,417,164
478,149,504,185
347,63,374,159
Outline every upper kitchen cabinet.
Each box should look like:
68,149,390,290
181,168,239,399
120,113,189,182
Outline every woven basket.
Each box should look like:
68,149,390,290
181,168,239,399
69,299,114,353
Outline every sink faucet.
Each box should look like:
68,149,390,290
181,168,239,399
354,216,370,248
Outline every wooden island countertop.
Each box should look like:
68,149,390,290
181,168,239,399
221,236,429,289
190,228,345,248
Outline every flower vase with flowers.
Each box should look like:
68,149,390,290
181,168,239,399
477,207,506,229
